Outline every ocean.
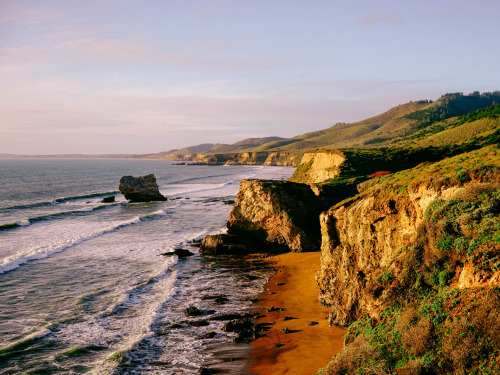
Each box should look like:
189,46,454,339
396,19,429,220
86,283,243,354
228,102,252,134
0,159,293,374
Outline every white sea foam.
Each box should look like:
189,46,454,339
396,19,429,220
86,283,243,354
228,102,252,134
18,219,31,226
0,216,143,274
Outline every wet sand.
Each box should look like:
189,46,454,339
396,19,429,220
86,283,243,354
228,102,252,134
250,252,345,375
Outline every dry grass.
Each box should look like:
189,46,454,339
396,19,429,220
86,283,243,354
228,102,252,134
400,318,433,357
320,336,389,375
442,317,478,374
395,359,426,375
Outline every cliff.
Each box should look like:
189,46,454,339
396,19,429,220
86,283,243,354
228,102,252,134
225,179,349,252
317,145,500,374
289,151,345,184
161,151,300,166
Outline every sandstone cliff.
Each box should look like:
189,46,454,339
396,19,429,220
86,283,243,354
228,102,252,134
317,145,500,375
162,151,300,166
289,151,345,184
317,145,500,326
226,180,330,252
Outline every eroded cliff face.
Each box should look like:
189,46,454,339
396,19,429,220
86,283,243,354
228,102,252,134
162,151,299,166
316,145,500,326
317,185,456,325
226,179,324,252
263,152,300,166
225,179,354,252
289,151,345,184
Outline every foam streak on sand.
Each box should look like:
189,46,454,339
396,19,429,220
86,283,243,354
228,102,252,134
250,252,345,375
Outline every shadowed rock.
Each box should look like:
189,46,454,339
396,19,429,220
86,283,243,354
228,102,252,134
119,174,166,202
199,234,248,255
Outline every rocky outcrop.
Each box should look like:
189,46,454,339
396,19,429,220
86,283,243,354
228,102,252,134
119,174,166,202
200,234,248,254
289,151,345,184
225,179,348,252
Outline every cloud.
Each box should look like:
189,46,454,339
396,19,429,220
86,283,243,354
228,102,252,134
359,13,401,27
0,3,61,26
0,32,280,70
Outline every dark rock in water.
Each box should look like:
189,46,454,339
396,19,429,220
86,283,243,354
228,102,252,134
161,248,194,258
273,343,285,348
223,318,258,343
119,174,166,202
198,367,220,375
309,321,319,326
185,306,203,317
222,318,254,333
101,196,115,203
199,234,248,255
241,274,259,281
185,320,210,327
276,282,286,286
283,316,296,321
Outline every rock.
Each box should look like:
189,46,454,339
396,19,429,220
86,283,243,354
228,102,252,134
161,249,194,258
267,306,284,313
185,306,203,317
222,318,254,333
222,318,258,343
214,296,229,304
281,327,290,334
226,179,346,252
283,316,296,321
101,196,115,203
309,321,319,326
199,234,248,255
119,174,166,202
186,320,210,327
273,343,285,348
198,367,219,375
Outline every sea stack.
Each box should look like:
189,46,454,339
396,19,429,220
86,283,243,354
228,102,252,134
119,174,167,202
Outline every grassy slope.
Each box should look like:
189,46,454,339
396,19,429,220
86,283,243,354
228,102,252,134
256,92,500,152
320,146,500,375
289,102,500,185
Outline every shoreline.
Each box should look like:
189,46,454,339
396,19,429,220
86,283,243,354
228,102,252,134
249,252,345,375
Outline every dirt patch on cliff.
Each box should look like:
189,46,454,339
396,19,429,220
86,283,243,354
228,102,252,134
250,252,345,375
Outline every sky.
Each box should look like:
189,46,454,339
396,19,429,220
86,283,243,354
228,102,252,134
1,0,500,155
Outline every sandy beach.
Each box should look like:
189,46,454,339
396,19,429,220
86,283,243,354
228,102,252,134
250,252,345,375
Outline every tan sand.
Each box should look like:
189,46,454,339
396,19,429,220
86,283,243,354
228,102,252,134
250,252,345,375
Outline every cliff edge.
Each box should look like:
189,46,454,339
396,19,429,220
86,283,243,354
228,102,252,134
318,145,500,374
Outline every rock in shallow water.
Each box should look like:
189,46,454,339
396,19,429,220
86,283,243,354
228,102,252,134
119,174,166,202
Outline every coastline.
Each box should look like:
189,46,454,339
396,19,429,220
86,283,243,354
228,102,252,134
249,252,345,375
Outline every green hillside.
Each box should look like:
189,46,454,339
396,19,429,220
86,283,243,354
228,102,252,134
257,91,500,152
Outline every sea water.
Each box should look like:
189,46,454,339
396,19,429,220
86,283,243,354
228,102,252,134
0,159,293,374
